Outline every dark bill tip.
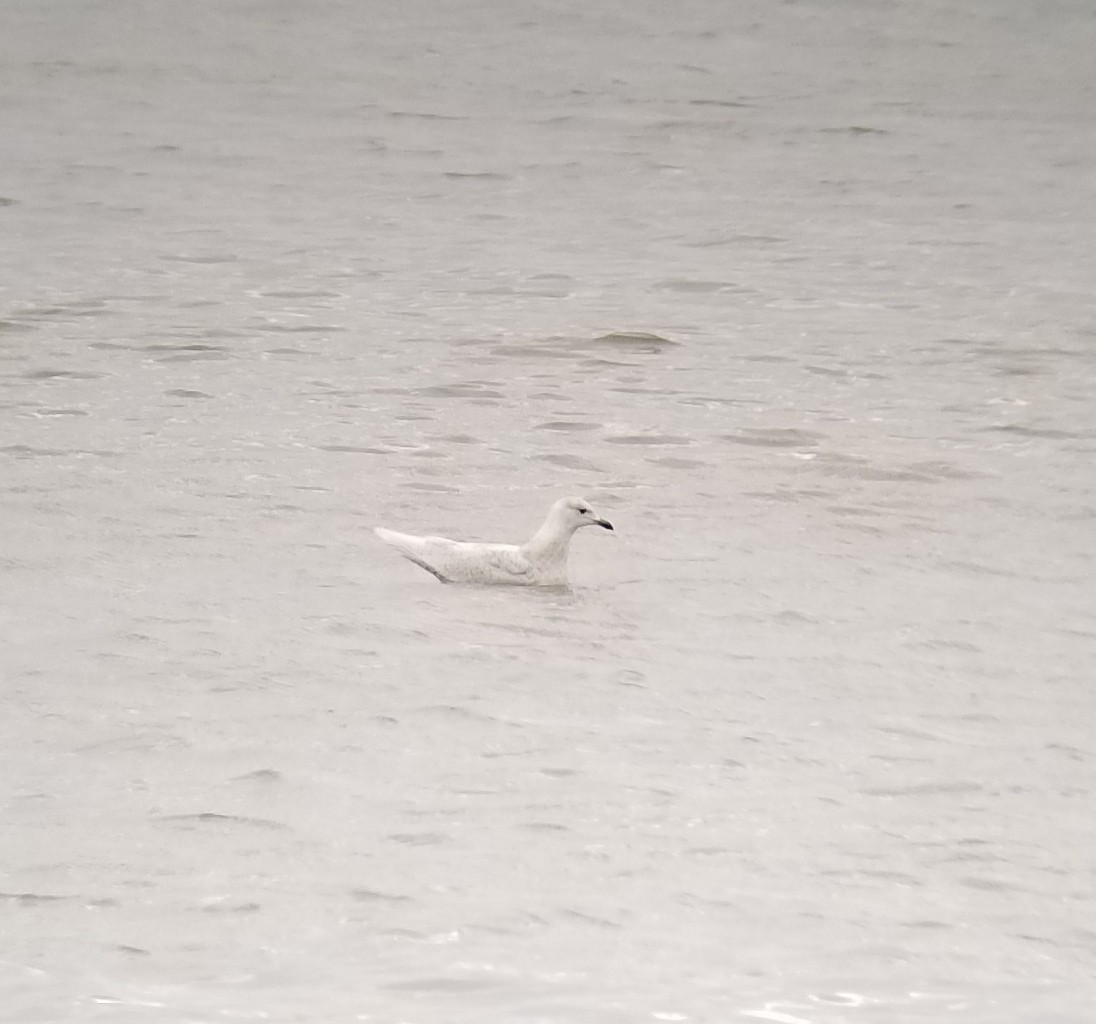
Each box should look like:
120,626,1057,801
598,519,614,531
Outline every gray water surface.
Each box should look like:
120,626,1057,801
2,2,1095,1021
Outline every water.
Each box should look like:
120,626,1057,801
2,1,1095,1021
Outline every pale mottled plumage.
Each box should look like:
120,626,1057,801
374,496,614,586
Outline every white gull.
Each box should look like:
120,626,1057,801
374,496,614,586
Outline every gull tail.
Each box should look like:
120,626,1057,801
374,527,451,583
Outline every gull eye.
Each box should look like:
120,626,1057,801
578,507,589,515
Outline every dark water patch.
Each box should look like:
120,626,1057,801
862,781,984,798
684,233,786,248
742,487,829,502
647,117,742,133
260,289,342,299
828,504,885,517
677,396,748,407
77,730,187,753
906,636,983,652
34,407,89,417
820,868,921,887
611,386,682,396
158,351,229,363
580,356,636,368
951,837,1001,853
414,704,501,723
0,196,17,205
804,364,853,378
266,347,314,357
496,333,676,360
406,482,462,493
386,833,451,846
199,899,262,913
820,125,891,135
378,926,432,942
870,753,933,765
943,559,1021,578
722,428,821,448
560,907,622,929
774,609,818,624
350,888,412,903
732,232,785,244
316,444,390,455
646,456,709,469
388,110,468,121
535,421,600,432
995,365,1043,377
590,331,677,353
480,281,572,297
876,725,947,743
443,171,511,180
1014,932,1069,949
605,434,692,446
179,326,247,340
1045,742,1089,761
836,520,887,536
0,892,70,905
688,98,754,108
994,344,1087,358
960,876,1029,892
414,384,505,399
490,343,578,360
88,341,133,350
312,385,365,398
254,322,345,334
857,869,923,885
452,336,501,349
2,445,117,459
521,821,570,832
855,467,938,482
811,453,934,481
905,460,987,480
12,302,111,320
144,342,226,354
231,768,284,783
165,389,212,399
987,424,1081,440
436,433,482,444
22,369,105,380
157,812,287,831
653,279,746,294
0,319,35,333
161,253,239,264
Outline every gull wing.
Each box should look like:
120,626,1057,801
375,529,533,584
468,543,535,582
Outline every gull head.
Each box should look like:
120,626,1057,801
554,496,614,532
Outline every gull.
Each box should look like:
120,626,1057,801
374,496,614,586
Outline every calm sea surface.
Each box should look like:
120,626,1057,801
2,1,1095,1021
